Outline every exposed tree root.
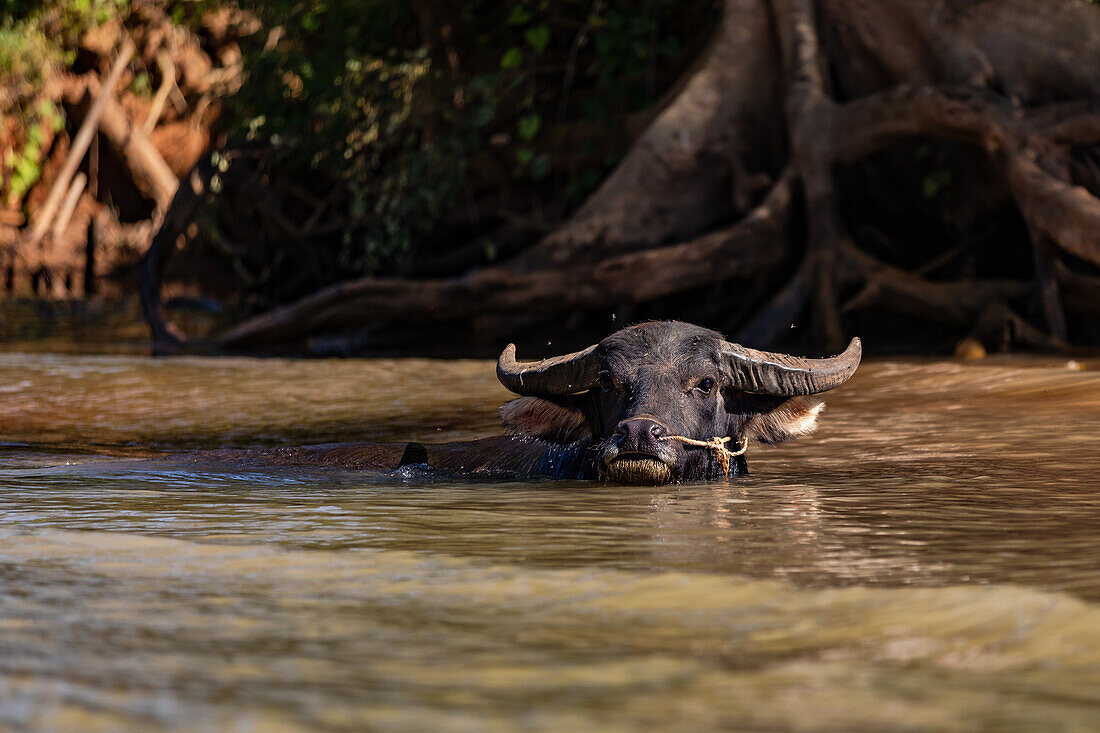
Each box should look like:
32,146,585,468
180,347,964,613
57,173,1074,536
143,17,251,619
750,0,1100,351
139,151,219,354
1057,263,1100,316
839,244,1030,327
215,171,794,348
969,302,1070,353
139,0,1100,354
508,0,785,271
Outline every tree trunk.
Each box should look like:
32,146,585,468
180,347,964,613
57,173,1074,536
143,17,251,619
507,0,786,271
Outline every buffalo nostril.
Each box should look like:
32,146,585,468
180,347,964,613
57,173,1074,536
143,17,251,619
615,418,667,450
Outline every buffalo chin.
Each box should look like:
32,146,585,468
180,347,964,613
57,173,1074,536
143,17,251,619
603,455,674,485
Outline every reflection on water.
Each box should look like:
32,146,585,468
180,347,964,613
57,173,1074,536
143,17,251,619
1,353,1099,730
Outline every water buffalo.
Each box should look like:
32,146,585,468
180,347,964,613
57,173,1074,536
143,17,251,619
178,321,860,485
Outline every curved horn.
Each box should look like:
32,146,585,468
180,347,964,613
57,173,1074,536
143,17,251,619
497,343,601,396
722,337,862,396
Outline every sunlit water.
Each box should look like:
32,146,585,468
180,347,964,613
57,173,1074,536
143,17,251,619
1,352,1099,731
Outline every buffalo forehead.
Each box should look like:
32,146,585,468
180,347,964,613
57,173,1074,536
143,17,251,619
600,322,724,381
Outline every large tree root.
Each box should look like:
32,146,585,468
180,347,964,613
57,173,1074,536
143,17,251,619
215,172,794,348
508,0,785,270
735,0,1100,352
141,0,1100,354
139,150,222,354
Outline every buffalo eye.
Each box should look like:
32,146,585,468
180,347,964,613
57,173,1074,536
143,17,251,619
693,377,715,395
598,371,616,393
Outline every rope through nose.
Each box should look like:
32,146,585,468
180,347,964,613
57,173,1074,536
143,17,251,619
659,435,748,477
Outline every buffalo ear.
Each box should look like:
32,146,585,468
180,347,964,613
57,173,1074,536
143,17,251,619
499,396,593,443
740,396,824,445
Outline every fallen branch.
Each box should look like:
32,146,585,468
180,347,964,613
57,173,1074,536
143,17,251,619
27,39,133,247
143,51,178,134
94,81,179,207
51,173,86,243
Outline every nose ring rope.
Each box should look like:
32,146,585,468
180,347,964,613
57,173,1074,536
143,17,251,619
659,435,748,477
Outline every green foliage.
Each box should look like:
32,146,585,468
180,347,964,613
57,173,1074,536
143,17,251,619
922,168,952,200
500,46,523,70
517,114,541,141
4,99,64,206
226,0,455,273
224,0,709,279
0,25,58,98
130,70,153,97
915,144,953,200
164,0,223,27
0,19,64,206
524,24,550,54
2,0,130,43
7,0,713,287
56,0,128,38
1,0,130,206
464,0,701,188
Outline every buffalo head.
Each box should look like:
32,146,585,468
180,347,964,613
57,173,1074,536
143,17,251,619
496,321,861,484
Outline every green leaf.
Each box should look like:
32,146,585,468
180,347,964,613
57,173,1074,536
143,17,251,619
473,102,496,128
508,6,531,25
515,147,534,165
15,156,39,181
500,47,523,69
517,113,541,140
922,169,952,199
301,10,320,32
525,25,550,54
531,153,550,180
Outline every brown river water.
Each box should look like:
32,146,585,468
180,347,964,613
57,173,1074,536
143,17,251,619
1,352,1099,731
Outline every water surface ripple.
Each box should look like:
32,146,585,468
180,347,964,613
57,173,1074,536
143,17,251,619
1,353,1098,731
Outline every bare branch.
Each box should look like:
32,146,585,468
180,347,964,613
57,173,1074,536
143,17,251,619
28,39,134,247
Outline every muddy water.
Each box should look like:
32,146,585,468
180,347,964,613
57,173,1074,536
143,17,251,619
1,353,1099,731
